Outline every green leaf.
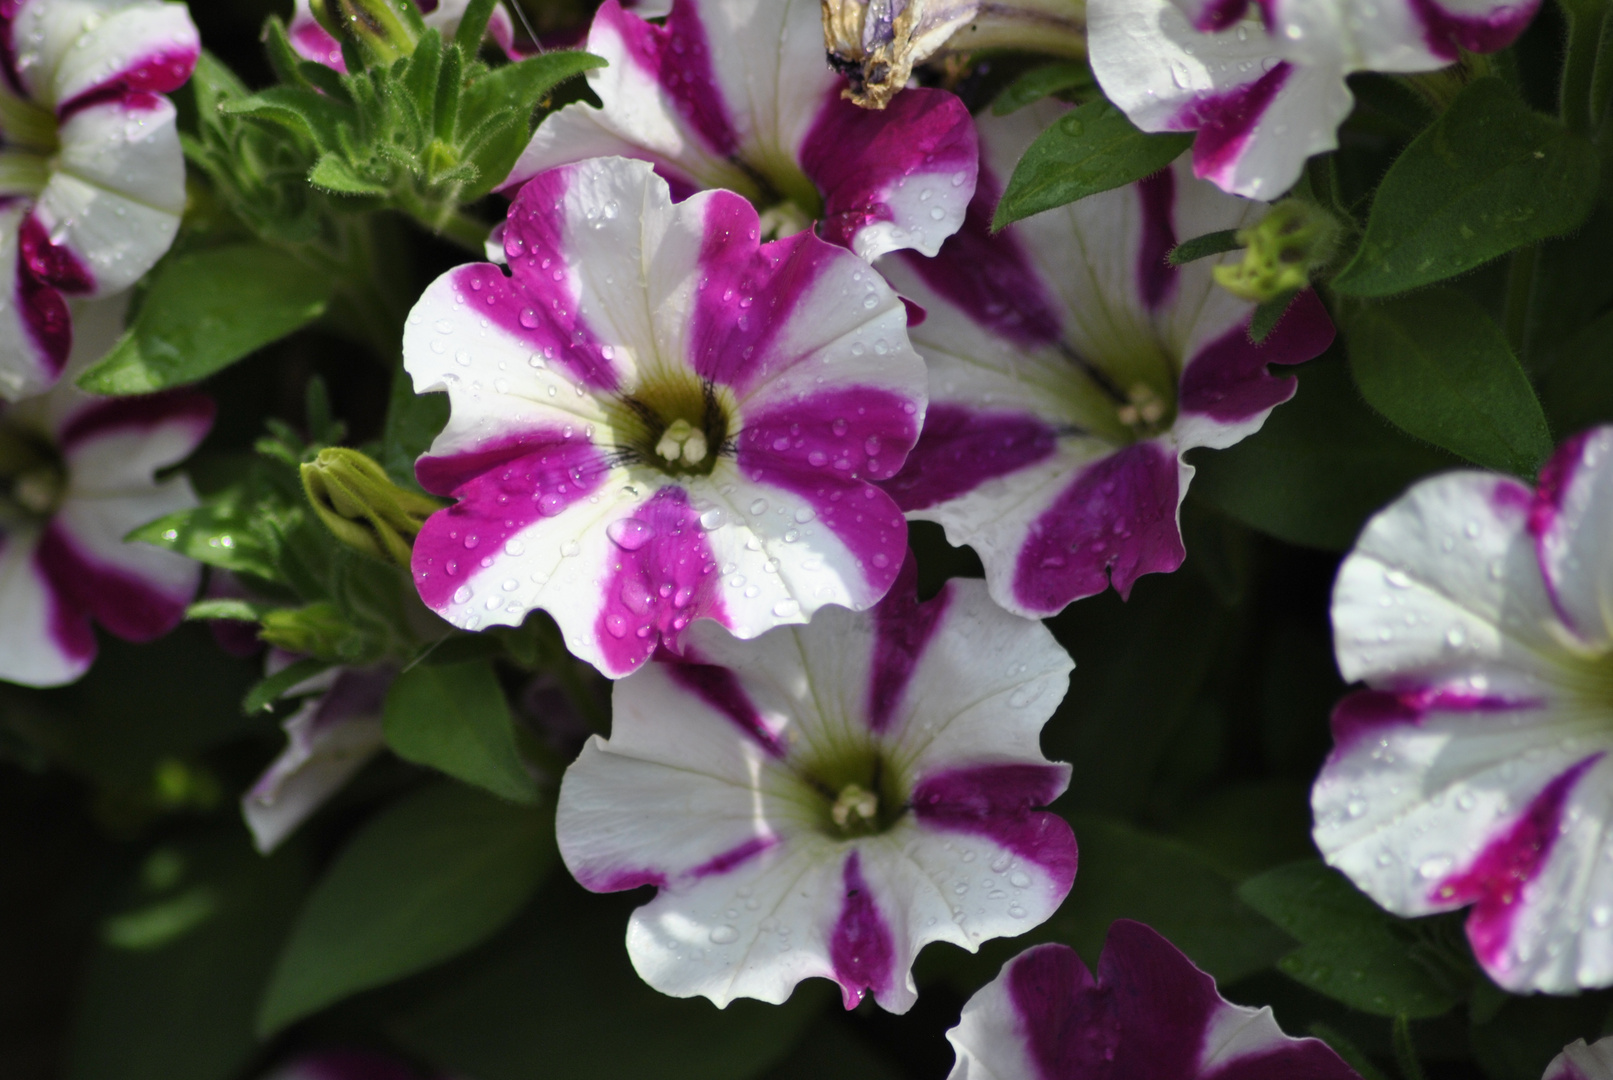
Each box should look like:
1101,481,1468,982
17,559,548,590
78,245,332,395
219,86,349,149
454,0,499,55
1169,229,1243,266
380,364,448,489
66,837,306,1080
184,599,276,624
992,100,1191,229
1250,289,1301,343
1189,359,1458,551
256,782,555,1034
1345,288,1553,476
390,878,828,1080
1240,861,1464,1018
384,660,540,804
458,51,606,199
991,62,1093,115
242,658,332,716
1333,78,1599,296
309,153,389,196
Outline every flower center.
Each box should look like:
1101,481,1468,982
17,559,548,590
1057,341,1178,445
0,88,59,198
0,421,64,526
608,368,734,479
791,744,908,839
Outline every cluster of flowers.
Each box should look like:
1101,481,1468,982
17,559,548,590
12,0,1612,1073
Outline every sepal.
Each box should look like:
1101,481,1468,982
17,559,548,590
300,447,443,568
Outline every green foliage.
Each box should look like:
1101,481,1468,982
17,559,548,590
390,878,829,1080
383,660,541,803
78,244,334,395
1190,359,1458,550
991,62,1095,115
1240,862,1466,1018
1169,229,1243,265
380,365,449,488
992,100,1192,229
257,782,555,1034
1333,78,1599,296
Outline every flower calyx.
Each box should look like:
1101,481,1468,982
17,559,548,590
1212,199,1340,304
310,0,423,68
301,447,443,568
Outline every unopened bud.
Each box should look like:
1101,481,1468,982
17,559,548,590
1212,199,1340,304
260,602,378,663
311,0,421,67
301,448,443,567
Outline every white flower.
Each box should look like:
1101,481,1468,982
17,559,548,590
877,102,1334,618
1546,1037,1613,1080
1089,0,1540,197
555,556,1076,1012
1314,427,1613,993
402,156,927,678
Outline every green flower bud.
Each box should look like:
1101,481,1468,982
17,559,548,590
301,447,443,568
310,0,420,67
1212,199,1341,304
260,602,378,663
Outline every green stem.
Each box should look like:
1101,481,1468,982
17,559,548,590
1560,0,1608,134
1391,1016,1427,1080
1502,243,1538,362
396,191,491,254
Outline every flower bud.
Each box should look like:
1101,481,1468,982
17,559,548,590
260,602,378,662
1212,199,1340,304
310,0,421,67
301,447,443,568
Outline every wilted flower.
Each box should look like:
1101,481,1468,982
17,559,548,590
0,0,199,399
1314,428,1613,993
556,555,1076,1012
0,300,212,687
503,0,978,264
1547,1038,1613,1080
242,661,393,853
403,156,926,678
288,0,525,70
877,102,1334,619
1088,0,1540,197
947,921,1361,1079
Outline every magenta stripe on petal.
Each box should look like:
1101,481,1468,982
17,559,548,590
661,653,787,758
412,431,610,610
594,486,727,674
1005,944,1117,1079
35,522,188,643
737,389,918,600
866,554,949,732
1179,62,1292,185
1189,0,1257,30
829,851,896,1010
20,212,95,294
1329,688,1546,758
883,406,1059,512
800,86,977,253
57,390,215,454
688,835,779,879
686,196,842,395
1407,0,1539,60
912,764,1077,888
1178,289,1334,422
57,48,198,119
599,0,738,157
575,865,669,893
1135,170,1178,312
1435,753,1604,971
1011,440,1184,614
291,18,347,70
15,261,70,380
1529,431,1592,635
17,535,94,668
894,167,1063,348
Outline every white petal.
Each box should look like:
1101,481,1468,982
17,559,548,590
0,527,87,686
8,0,198,108
1534,427,1613,650
1546,1037,1613,1080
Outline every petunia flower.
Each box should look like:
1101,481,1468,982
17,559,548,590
0,0,199,399
1547,1038,1613,1080
1088,0,1540,198
0,299,212,687
288,0,525,70
402,156,927,678
242,660,393,853
555,554,1077,1012
1313,427,1613,994
946,921,1361,1079
876,101,1335,620
501,0,978,264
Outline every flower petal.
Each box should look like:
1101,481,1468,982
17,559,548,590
0,527,92,686
0,206,69,400
7,0,198,109
288,0,347,70
57,389,216,489
1546,1037,1613,1080
1529,427,1613,649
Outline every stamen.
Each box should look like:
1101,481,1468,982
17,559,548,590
655,418,709,465
12,467,61,515
830,783,880,830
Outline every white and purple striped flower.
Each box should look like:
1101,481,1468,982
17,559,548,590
0,0,199,399
403,156,926,678
1313,428,1613,994
502,0,978,264
946,921,1361,1080
242,662,393,854
288,0,525,69
1089,0,1540,198
877,102,1335,620
555,555,1076,1012
0,300,211,688
1547,1038,1613,1080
